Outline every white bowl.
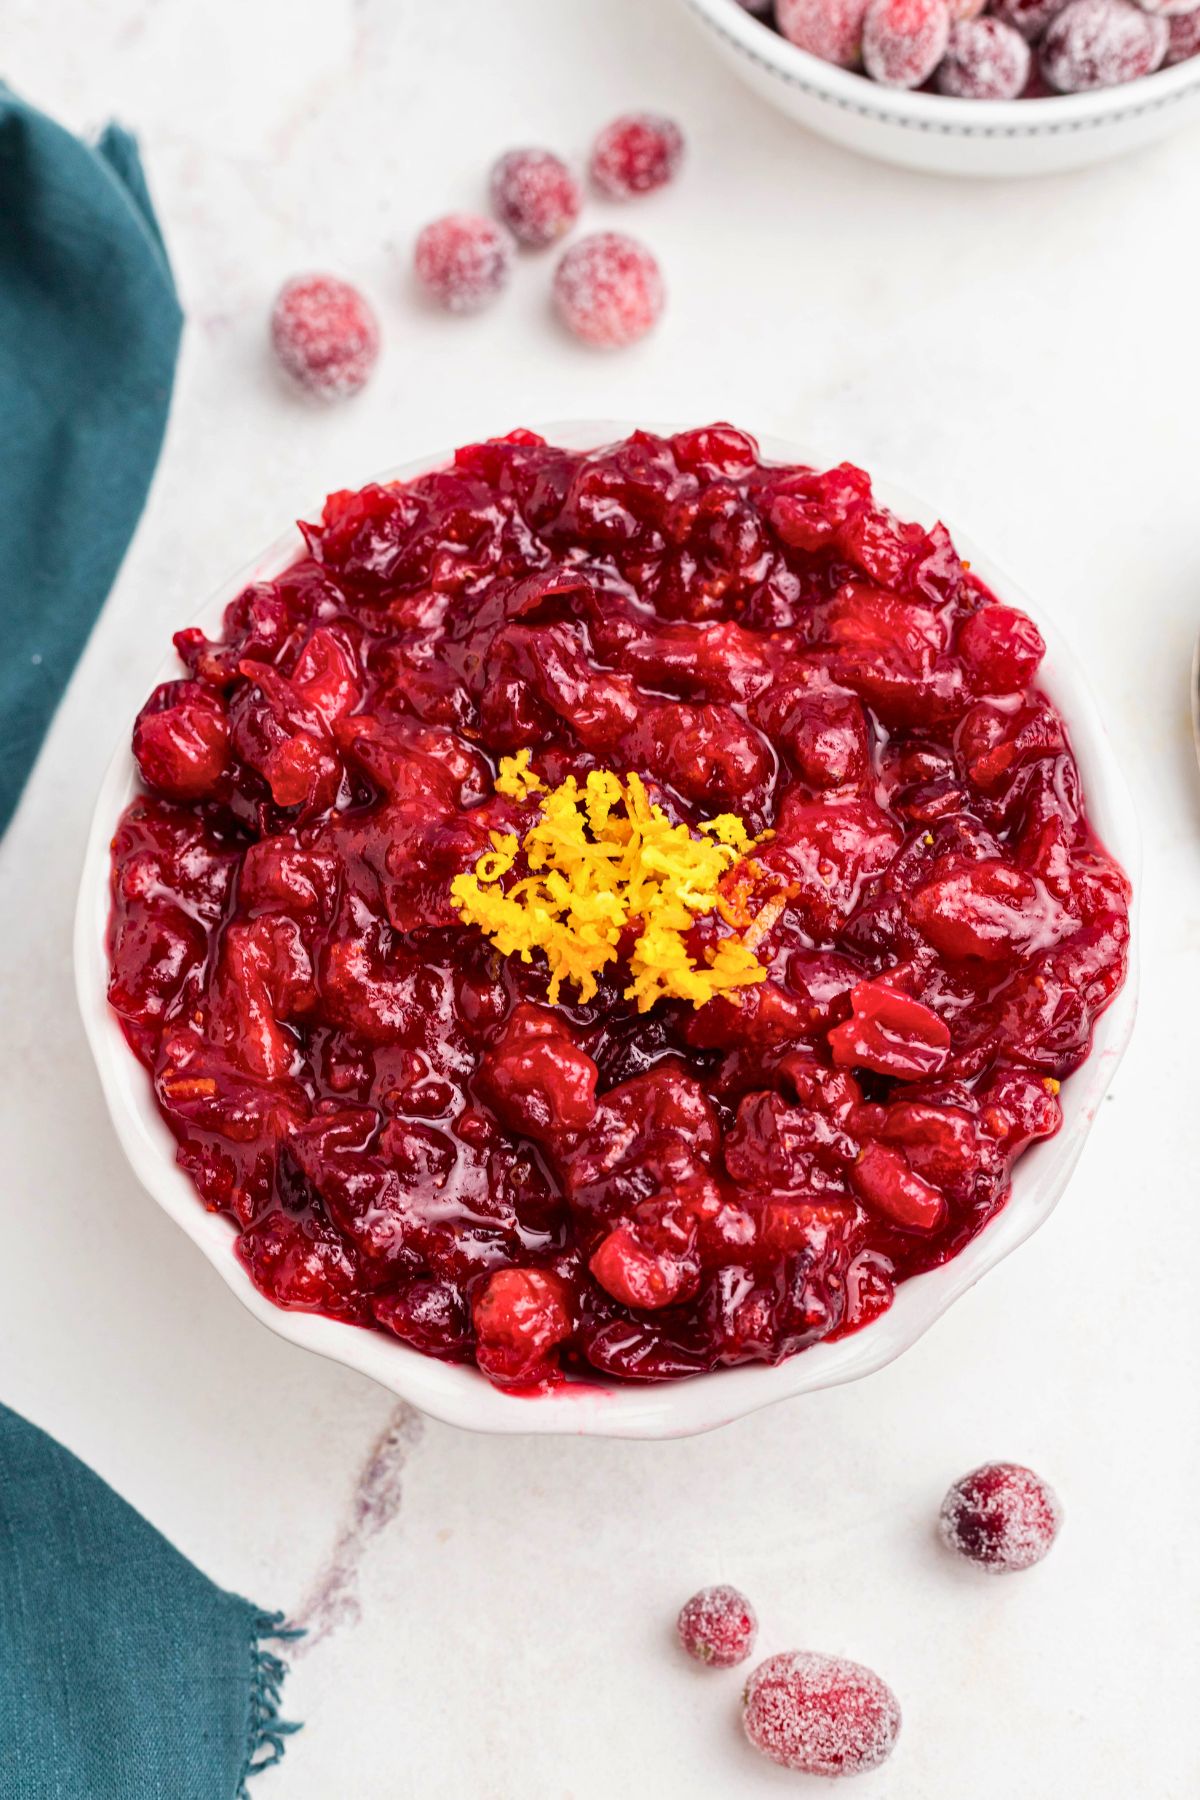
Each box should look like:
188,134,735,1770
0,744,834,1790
75,422,1140,1438
679,0,1200,176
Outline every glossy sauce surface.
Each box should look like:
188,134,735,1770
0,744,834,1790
107,428,1130,1386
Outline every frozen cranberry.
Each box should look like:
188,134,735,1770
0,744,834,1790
414,214,513,312
489,148,581,249
1165,3,1200,56
937,16,1033,93
939,1462,1063,1572
991,0,1070,35
1040,0,1167,87
133,681,230,800
863,0,952,84
776,0,871,65
589,112,684,199
472,1267,572,1386
742,1651,901,1777
269,274,379,401
677,1585,758,1668
553,232,664,348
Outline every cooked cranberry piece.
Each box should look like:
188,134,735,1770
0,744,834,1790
677,1585,758,1667
133,681,229,800
1040,0,1167,88
489,148,581,249
852,1140,945,1231
828,980,951,1080
589,113,684,198
957,603,1044,693
863,0,952,84
109,430,1129,1387
939,1462,1063,1572
937,16,1033,95
472,1267,572,1387
269,274,380,401
777,0,871,64
742,1650,902,1776
414,214,513,312
553,233,664,348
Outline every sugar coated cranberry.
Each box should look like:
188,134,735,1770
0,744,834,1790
589,113,684,199
1040,0,1167,87
489,148,582,249
270,274,379,401
1135,0,1196,16
553,232,664,348
1165,2,1200,55
937,15,1033,92
743,1651,902,1776
676,1585,758,1668
939,1462,1063,1572
863,0,952,85
777,0,871,65
990,0,1070,34
414,214,513,312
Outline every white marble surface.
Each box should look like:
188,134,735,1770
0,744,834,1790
2,1,1199,1794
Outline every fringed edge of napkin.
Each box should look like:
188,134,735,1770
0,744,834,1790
238,1612,305,1797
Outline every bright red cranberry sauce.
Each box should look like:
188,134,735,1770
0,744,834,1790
107,427,1130,1388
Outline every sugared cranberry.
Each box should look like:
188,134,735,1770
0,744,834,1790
939,1462,1063,1572
553,232,664,348
776,0,871,65
990,0,1070,34
1135,0,1196,15
589,112,684,199
133,681,230,800
489,148,581,249
937,15,1033,93
1040,0,1167,88
1165,2,1200,57
414,214,513,312
863,0,952,84
677,1585,758,1668
742,1651,902,1777
269,274,379,401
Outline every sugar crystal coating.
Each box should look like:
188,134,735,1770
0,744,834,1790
1040,0,1167,87
676,1585,758,1667
863,0,953,84
938,15,1033,92
270,274,379,401
553,232,664,348
939,1461,1063,1571
489,149,581,249
777,0,872,65
743,1651,902,1776
414,214,513,312
589,113,684,198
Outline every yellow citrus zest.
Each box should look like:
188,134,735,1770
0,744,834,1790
450,757,769,1012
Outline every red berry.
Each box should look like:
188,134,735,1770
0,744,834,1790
957,603,1045,692
270,274,379,401
939,1462,1063,1572
937,15,1033,93
677,1585,758,1668
743,1651,902,1777
553,232,664,348
990,0,1070,37
472,1267,572,1387
414,214,513,313
589,113,684,199
777,0,871,65
1136,0,1197,16
1040,0,1167,88
133,680,230,800
863,0,952,82
489,148,581,249
1165,0,1200,55
828,979,950,1081
852,1140,945,1232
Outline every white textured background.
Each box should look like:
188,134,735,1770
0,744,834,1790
2,1,1198,1794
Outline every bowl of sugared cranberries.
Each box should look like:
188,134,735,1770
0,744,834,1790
680,0,1200,174
76,421,1139,1438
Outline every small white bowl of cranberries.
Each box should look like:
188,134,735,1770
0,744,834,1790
76,421,1138,1437
681,0,1200,174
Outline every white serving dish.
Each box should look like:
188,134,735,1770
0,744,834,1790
75,422,1140,1438
679,0,1200,176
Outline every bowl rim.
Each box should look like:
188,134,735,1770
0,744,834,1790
682,0,1200,137
75,419,1141,1439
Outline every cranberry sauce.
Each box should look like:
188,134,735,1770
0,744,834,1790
107,427,1130,1387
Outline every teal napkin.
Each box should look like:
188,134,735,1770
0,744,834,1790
0,84,183,835
0,1404,301,1800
